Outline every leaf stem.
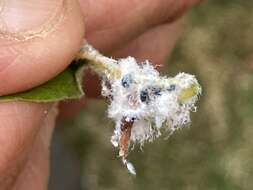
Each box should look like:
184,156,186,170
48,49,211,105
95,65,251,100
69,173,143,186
76,42,122,80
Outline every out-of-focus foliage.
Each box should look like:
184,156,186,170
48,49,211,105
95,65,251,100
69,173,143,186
50,1,253,189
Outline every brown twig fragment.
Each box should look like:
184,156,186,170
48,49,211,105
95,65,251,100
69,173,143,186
119,118,134,160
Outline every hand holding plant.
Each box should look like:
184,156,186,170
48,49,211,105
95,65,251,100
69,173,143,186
0,0,200,188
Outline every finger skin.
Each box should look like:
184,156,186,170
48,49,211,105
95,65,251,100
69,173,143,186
0,102,51,189
112,20,182,66
12,105,59,190
0,0,85,95
0,0,85,189
79,0,201,53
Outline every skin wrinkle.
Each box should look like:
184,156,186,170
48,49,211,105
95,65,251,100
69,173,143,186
0,53,19,74
0,103,52,189
14,139,46,190
0,141,28,189
0,123,33,170
0,102,50,161
0,43,21,57
12,104,58,190
0,50,24,89
0,0,67,41
0,127,41,189
0,154,27,189
0,129,38,190
0,45,21,73
0,112,43,161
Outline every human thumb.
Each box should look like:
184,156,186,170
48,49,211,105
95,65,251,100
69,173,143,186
0,0,84,95
0,0,85,188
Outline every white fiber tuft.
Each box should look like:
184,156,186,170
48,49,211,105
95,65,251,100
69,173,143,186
101,56,201,173
79,43,202,174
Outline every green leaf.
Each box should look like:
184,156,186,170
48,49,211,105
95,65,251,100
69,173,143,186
0,60,87,102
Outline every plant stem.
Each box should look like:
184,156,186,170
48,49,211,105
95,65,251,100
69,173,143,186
76,42,121,80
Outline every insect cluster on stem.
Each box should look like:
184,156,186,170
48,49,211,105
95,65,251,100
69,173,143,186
76,43,202,175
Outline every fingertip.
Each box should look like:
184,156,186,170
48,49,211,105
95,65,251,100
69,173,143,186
0,0,85,95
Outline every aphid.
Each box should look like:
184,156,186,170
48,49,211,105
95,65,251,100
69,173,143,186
121,74,132,88
167,84,176,91
140,89,149,103
151,86,161,96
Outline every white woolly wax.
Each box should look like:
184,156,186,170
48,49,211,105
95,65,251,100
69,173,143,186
78,43,202,175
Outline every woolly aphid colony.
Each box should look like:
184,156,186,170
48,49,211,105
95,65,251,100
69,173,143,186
76,43,202,175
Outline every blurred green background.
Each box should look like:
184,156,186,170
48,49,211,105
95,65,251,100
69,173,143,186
49,1,253,189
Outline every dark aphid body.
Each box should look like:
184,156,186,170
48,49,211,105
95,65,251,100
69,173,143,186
121,74,133,88
140,89,150,103
167,84,176,92
151,86,162,96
